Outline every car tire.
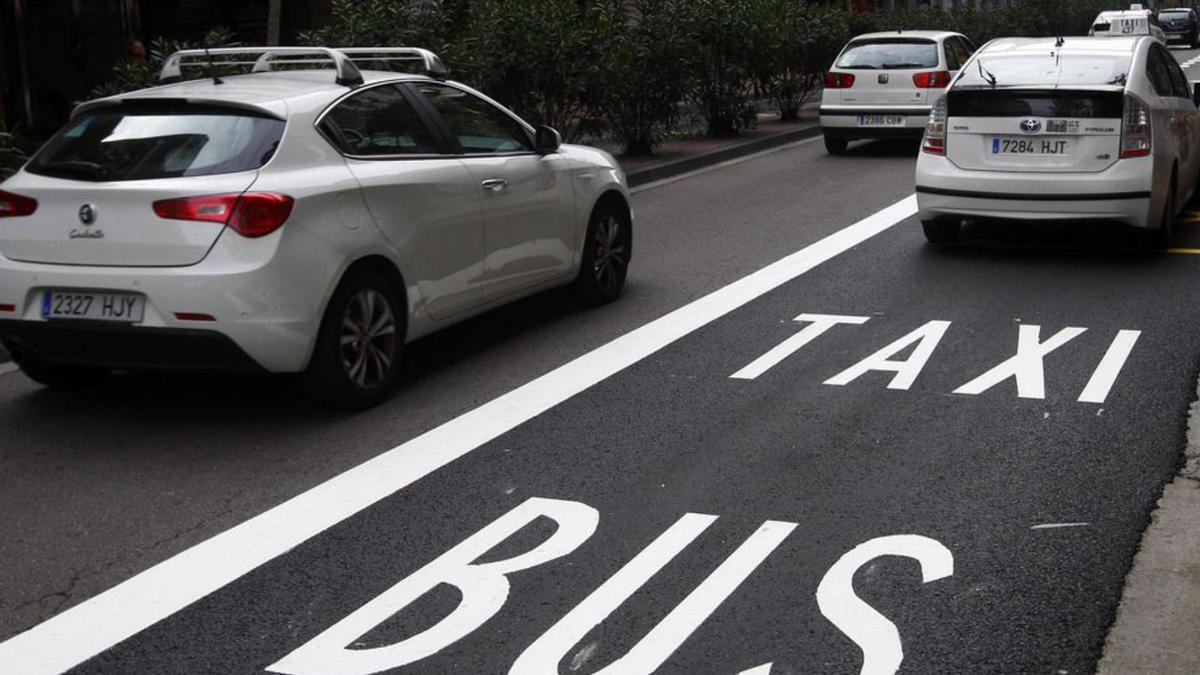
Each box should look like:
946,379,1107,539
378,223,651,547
573,201,632,305
303,268,405,410
824,133,849,155
921,218,961,244
11,351,110,388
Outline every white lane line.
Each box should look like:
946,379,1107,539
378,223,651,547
1181,55,1200,70
0,362,17,376
0,195,917,674
1031,522,1090,530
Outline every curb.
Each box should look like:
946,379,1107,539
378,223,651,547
624,123,822,188
1097,378,1200,673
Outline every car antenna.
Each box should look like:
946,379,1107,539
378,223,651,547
204,45,223,85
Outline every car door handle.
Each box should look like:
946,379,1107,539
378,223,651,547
481,178,508,192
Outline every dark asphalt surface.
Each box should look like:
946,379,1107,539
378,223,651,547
7,46,1200,673
0,136,917,642
73,207,1200,674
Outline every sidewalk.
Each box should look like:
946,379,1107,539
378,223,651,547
1098,381,1200,674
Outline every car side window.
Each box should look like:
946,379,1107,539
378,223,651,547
943,41,961,71
1146,47,1176,98
413,83,533,155
323,85,440,156
948,38,972,70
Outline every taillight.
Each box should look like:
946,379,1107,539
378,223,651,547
153,192,294,238
824,72,856,89
913,71,952,89
1120,93,1151,159
0,190,37,218
922,95,948,155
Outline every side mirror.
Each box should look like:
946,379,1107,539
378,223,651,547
1193,81,1200,107
534,126,561,155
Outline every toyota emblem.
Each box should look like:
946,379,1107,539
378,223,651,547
1020,119,1042,134
78,203,97,225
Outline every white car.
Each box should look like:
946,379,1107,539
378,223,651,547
915,36,1200,244
820,30,975,154
1090,7,1167,44
0,47,632,408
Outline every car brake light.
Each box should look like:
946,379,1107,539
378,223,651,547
824,72,856,89
913,71,952,89
1120,93,1152,159
922,95,948,155
153,192,294,238
0,190,37,218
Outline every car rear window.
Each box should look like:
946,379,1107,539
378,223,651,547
835,39,939,70
948,90,1125,119
1159,10,1190,18
956,54,1132,89
27,105,285,182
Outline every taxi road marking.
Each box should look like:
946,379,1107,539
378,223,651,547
0,197,918,674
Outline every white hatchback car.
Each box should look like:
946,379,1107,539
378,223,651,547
915,36,1200,244
820,30,975,154
0,47,632,408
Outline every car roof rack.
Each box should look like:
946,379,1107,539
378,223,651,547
158,47,449,87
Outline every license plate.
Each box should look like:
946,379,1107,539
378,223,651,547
42,290,146,323
858,115,904,128
991,137,1072,155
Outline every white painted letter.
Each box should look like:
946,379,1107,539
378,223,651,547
731,313,871,380
511,518,796,675
824,321,952,390
268,497,599,675
816,535,953,675
954,324,1086,399
1078,330,1140,404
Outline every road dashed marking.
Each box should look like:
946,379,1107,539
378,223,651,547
1180,54,1200,69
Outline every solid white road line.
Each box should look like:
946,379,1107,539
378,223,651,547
0,195,918,674
630,135,823,195
0,361,17,376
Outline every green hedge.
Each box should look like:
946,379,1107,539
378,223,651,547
95,0,1132,155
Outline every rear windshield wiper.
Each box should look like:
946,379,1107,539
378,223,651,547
881,62,931,69
839,65,880,70
34,160,106,180
977,60,998,88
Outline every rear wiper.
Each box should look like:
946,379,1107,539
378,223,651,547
881,63,927,69
36,160,106,179
977,60,998,88
840,65,880,70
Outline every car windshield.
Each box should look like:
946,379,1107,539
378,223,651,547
835,40,939,70
27,105,285,182
956,54,1131,89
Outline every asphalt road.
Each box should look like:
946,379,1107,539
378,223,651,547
5,46,1200,674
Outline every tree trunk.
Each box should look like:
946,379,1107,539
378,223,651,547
267,0,282,46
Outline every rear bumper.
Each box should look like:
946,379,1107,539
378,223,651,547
914,153,1157,228
0,227,336,373
0,320,264,373
820,107,929,139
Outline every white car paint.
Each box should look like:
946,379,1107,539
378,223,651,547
820,30,975,149
915,36,1200,234
0,66,630,374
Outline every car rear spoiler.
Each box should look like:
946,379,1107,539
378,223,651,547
158,47,449,87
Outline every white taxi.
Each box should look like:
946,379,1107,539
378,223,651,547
1090,6,1167,44
915,36,1200,244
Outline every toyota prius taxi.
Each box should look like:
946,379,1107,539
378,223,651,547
915,36,1200,244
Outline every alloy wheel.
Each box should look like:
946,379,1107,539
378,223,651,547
591,215,627,294
339,289,397,389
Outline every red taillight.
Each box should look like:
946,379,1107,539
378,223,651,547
0,303,15,312
824,72,856,89
153,192,294,238
913,71,952,89
0,190,37,218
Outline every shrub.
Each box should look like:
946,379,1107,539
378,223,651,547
602,0,698,154
90,28,238,99
752,1,849,122
687,0,767,137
